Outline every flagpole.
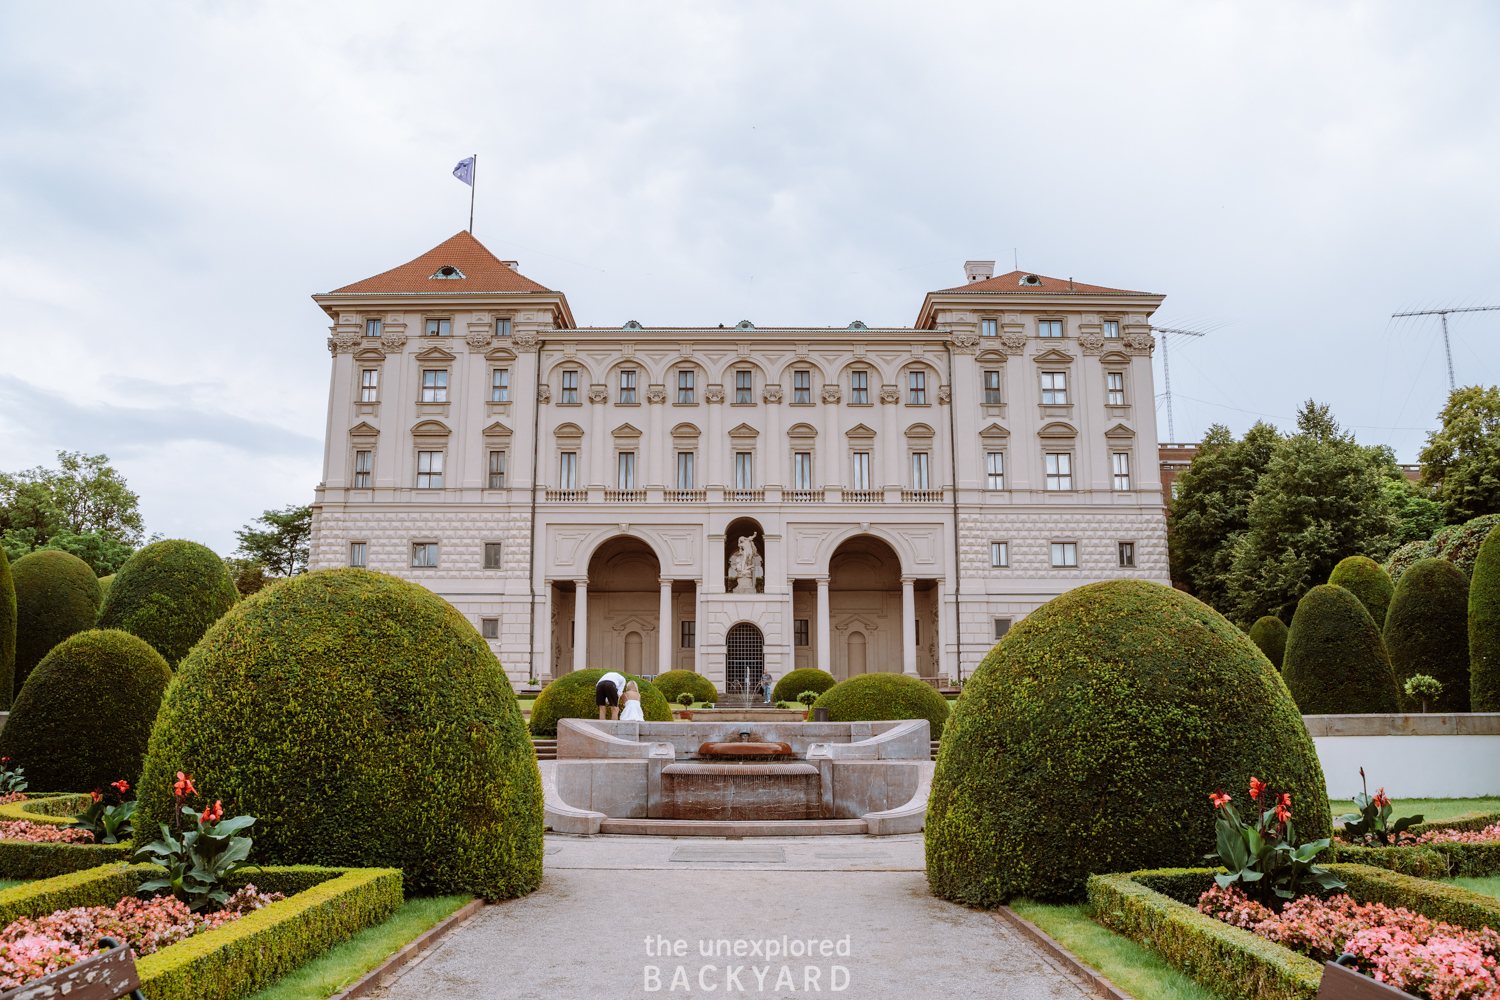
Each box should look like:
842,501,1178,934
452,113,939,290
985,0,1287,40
469,153,477,233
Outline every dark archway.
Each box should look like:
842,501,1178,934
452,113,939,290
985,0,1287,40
828,535,902,677
725,622,765,696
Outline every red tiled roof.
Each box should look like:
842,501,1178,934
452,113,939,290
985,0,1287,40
328,231,551,294
935,270,1152,295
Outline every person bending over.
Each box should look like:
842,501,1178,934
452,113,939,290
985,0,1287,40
597,670,627,720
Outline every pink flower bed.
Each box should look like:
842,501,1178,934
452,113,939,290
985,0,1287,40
1199,885,1500,1000
0,821,94,844
0,886,284,989
0,793,27,807
1416,823,1500,846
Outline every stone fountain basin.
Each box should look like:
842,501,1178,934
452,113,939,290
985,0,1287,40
695,741,795,760
660,761,821,820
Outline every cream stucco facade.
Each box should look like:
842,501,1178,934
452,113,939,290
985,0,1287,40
308,233,1169,691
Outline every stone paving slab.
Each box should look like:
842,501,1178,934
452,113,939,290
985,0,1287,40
547,833,925,871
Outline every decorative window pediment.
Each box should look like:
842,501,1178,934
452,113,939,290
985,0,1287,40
612,422,643,439
554,422,585,439
786,422,818,438
1032,348,1075,364
349,421,379,438
1038,421,1078,439
485,346,517,361
354,348,386,362
976,350,1008,363
482,421,513,439
670,422,701,438
979,422,1009,440
904,422,936,439
1100,350,1131,364
845,423,876,440
1104,422,1136,439
728,422,760,439
415,345,457,363
411,419,451,438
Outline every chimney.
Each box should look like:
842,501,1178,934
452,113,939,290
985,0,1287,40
501,260,520,272
964,261,995,283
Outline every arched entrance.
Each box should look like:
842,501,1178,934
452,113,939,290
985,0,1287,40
828,535,901,678
725,622,765,696
552,535,663,675
724,517,765,594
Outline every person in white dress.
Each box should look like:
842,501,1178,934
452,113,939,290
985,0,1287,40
618,680,645,722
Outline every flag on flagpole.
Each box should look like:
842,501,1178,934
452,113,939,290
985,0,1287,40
453,156,475,186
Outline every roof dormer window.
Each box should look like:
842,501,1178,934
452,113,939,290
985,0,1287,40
1020,274,1042,287
430,265,465,279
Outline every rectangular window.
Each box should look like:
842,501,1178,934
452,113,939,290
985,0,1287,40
994,618,1012,640
618,451,636,489
416,451,444,488
793,452,813,489
561,370,579,405
412,542,439,567
1045,453,1072,490
495,317,512,337
491,368,510,402
793,370,811,405
1103,319,1120,339
981,318,997,337
354,450,372,488
485,542,503,569
1112,452,1131,490
1040,371,1067,405
1038,319,1063,338
349,541,366,568
1106,372,1125,406
1118,541,1136,567
911,451,930,489
908,371,926,404
676,452,694,489
850,370,869,405
360,369,378,402
734,452,754,489
986,452,1004,490
982,370,1001,404
421,370,448,402
619,369,637,404
794,619,809,646
735,370,753,404
678,370,695,404
481,618,499,639
559,452,577,489
365,318,382,338
424,318,451,337
681,620,696,648
990,541,1008,567
1051,542,1078,567
851,452,871,490
488,450,506,488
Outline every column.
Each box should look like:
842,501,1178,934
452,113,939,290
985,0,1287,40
647,388,665,488
694,579,704,675
538,581,553,681
659,578,675,676
511,343,541,489
588,392,607,487
763,383,782,487
901,577,918,677
881,388,901,488
816,576,831,675
706,390,724,488
573,580,588,674
936,579,952,680
820,388,839,488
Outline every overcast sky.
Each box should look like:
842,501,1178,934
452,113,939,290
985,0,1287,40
3,2,1499,555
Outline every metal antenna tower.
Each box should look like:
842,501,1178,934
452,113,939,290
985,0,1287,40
1151,326,1205,442
1390,305,1500,391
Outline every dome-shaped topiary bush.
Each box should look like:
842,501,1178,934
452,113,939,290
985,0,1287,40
1385,558,1470,714
133,568,542,900
12,550,102,700
811,673,951,738
1282,584,1400,714
1328,556,1395,631
528,669,674,736
97,574,114,599
0,629,170,791
925,580,1330,906
96,540,239,668
1248,615,1289,670
771,667,838,704
652,670,718,706
0,549,12,711
1471,525,1500,712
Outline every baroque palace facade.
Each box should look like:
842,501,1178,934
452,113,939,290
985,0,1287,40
309,233,1169,691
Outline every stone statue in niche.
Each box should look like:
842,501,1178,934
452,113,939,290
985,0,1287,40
729,533,763,594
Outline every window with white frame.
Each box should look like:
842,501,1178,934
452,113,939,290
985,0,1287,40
851,452,871,490
617,451,636,489
908,370,927,404
361,369,379,402
559,451,577,489
1045,453,1072,490
354,450,372,488
990,541,1009,567
421,370,448,402
850,370,869,405
412,542,439,567
981,318,997,337
793,370,811,404
1103,319,1120,338
349,541,366,567
1112,452,1131,490
994,618,1012,640
488,450,506,488
1106,372,1125,406
481,618,499,639
678,370,695,404
1118,541,1135,567
1041,371,1067,404
485,542,503,569
491,368,509,402
986,451,1004,490
735,370,753,404
1050,541,1078,567
619,369,637,404
1039,319,1063,338
793,452,813,489
911,451,930,489
734,452,754,488
983,370,1001,404
560,370,579,405
494,317,512,337
424,318,451,337
365,318,382,338
416,451,444,488
676,452,694,489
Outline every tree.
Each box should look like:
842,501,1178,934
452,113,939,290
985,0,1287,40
222,556,269,597
1419,385,1500,525
1382,477,1445,546
1167,422,1281,616
233,504,312,579
35,531,135,577
1227,401,1399,627
0,452,143,563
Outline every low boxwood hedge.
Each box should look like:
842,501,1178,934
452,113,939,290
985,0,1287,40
771,668,837,704
0,794,130,876
651,669,718,705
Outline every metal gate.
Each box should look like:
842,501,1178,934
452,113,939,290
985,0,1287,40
725,623,765,696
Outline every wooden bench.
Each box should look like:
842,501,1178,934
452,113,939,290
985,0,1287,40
1316,956,1413,1000
8,936,145,1000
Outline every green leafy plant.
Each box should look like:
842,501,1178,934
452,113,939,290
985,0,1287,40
134,771,257,911
775,701,795,710
796,690,819,708
1336,767,1423,846
0,757,27,795
1402,674,1443,714
70,778,136,843
676,692,694,708
1206,777,1345,903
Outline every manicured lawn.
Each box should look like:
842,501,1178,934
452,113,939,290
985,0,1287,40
0,881,27,892
1328,797,1499,822
242,894,472,1000
1450,875,1500,900
1008,900,1226,1000
518,699,535,713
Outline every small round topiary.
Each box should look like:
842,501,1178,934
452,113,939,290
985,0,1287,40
1385,558,1470,714
1328,556,1395,631
924,580,1330,905
12,550,102,698
97,574,114,599
811,673,951,738
771,668,838,704
0,629,170,792
0,548,13,711
652,669,718,706
97,540,239,668
1248,615,1289,671
528,669,674,736
1470,524,1500,712
133,568,542,900
1283,584,1400,714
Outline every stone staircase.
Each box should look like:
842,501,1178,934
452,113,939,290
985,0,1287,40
533,738,557,761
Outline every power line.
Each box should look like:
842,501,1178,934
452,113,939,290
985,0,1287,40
1390,305,1500,391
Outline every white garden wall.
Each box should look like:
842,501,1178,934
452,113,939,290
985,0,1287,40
1305,714,1500,799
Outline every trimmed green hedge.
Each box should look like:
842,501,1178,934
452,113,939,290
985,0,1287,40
926,579,1329,906
651,669,718,705
96,540,239,668
0,629,171,791
528,669,673,736
11,550,102,698
1248,616,1288,670
1471,523,1500,711
771,668,838,704
0,548,13,712
1384,557,1471,713
134,568,543,901
1327,862,1500,930
0,793,131,877
1334,842,1500,878
98,573,114,599
1327,556,1394,631
811,673,950,738
1282,584,1400,714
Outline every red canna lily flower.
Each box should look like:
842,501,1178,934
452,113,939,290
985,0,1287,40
173,772,197,798
1210,791,1232,809
1373,788,1390,808
90,789,102,803
200,800,223,824
1248,777,1266,802
111,780,130,795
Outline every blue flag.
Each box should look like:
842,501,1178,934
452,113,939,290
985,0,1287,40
453,156,474,187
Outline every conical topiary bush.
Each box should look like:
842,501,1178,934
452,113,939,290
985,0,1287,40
1328,556,1395,631
96,540,238,668
1249,615,1289,670
1385,558,1470,714
1470,524,1500,712
0,548,13,710
11,550,102,697
1283,584,1400,714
